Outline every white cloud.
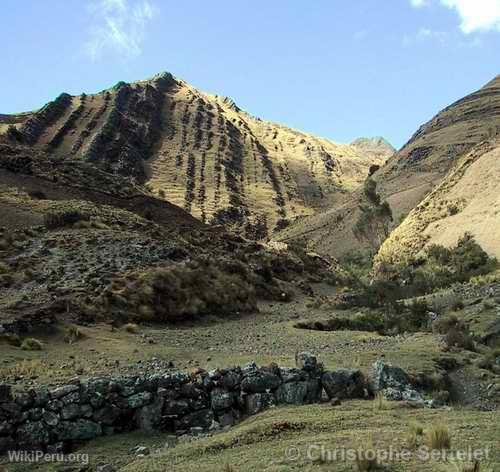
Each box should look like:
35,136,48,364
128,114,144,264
441,0,500,33
85,0,158,61
410,0,500,33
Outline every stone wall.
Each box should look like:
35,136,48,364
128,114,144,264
0,354,421,455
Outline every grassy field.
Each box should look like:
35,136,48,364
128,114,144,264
3,401,497,471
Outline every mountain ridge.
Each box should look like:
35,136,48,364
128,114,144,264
0,71,393,236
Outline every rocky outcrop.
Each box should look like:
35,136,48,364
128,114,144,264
370,360,423,403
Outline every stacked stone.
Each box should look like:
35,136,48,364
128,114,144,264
1,355,430,454
0,353,325,453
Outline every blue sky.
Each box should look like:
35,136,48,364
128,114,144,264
1,0,499,148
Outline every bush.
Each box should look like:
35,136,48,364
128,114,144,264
0,333,22,347
21,338,44,351
44,210,89,229
28,189,47,200
64,325,86,344
433,315,475,350
124,323,140,334
425,424,451,450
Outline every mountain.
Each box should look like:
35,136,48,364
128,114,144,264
277,75,500,260
0,72,391,237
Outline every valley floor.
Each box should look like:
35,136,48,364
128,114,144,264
1,284,499,471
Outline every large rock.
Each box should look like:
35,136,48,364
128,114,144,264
0,436,15,454
245,392,275,415
370,360,423,403
175,409,214,431
126,392,152,409
135,395,164,432
241,371,281,393
93,405,121,425
210,388,234,411
50,384,79,400
280,368,307,383
276,382,308,404
295,352,318,372
55,419,102,441
17,421,50,447
305,379,322,403
0,385,12,403
322,369,366,399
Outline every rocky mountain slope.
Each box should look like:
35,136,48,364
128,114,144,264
277,75,500,259
376,138,500,267
0,72,391,236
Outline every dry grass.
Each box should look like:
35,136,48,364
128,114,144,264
447,460,494,472
0,359,45,378
355,438,379,471
373,392,391,411
124,323,140,334
425,423,451,450
406,422,424,450
64,325,86,344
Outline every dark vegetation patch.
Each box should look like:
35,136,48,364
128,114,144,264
295,299,429,336
343,233,497,309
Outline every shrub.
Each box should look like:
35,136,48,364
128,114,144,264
28,189,47,200
406,422,424,450
425,424,451,450
373,392,390,411
44,210,89,229
355,438,379,471
21,338,44,351
451,297,465,311
124,323,140,334
0,333,22,347
433,315,475,351
448,460,490,472
64,325,86,344
102,261,257,323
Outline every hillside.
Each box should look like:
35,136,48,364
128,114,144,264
0,72,392,236
376,138,500,266
276,75,500,259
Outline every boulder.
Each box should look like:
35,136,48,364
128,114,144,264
245,392,275,415
210,388,234,411
280,368,307,383
93,405,122,425
50,384,79,400
276,382,308,404
370,360,410,392
15,392,33,409
55,419,102,441
0,385,12,403
61,403,82,420
135,396,164,432
126,391,152,409
163,399,190,416
42,410,60,427
295,352,317,372
0,436,15,454
370,361,423,403
241,371,281,393
175,409,214,431
305,378,322,403
322,369,366,399
17,421,50,447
